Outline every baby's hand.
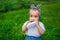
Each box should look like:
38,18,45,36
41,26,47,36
34,21,39,25
26,20,32,24
26,21,30,24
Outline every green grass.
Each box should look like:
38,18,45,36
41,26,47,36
0,3,60,40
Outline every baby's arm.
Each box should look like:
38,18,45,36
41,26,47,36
35,21,46,35
22,21,30,32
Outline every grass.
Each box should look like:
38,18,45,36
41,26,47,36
0,2,60,40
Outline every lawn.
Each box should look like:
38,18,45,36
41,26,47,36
0,2,60,40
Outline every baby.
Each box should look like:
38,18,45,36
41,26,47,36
22,4,46,40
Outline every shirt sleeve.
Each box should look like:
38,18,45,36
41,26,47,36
22,21,28,28
39,22,46,31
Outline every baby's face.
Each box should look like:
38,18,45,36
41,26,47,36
29,10,39,21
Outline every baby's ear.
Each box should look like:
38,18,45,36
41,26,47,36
30,4,35,9
37,4,42,8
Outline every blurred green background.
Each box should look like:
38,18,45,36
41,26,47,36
0,0,60,40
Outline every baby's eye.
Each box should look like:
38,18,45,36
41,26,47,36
30,15,33,17
35,16,38,18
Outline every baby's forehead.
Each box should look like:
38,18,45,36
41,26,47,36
30,10,39,16
30,9,39,13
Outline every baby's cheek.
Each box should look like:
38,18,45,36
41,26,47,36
30,18,32,21
35,18,39,21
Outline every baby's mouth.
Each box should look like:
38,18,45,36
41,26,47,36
30,21,34,22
